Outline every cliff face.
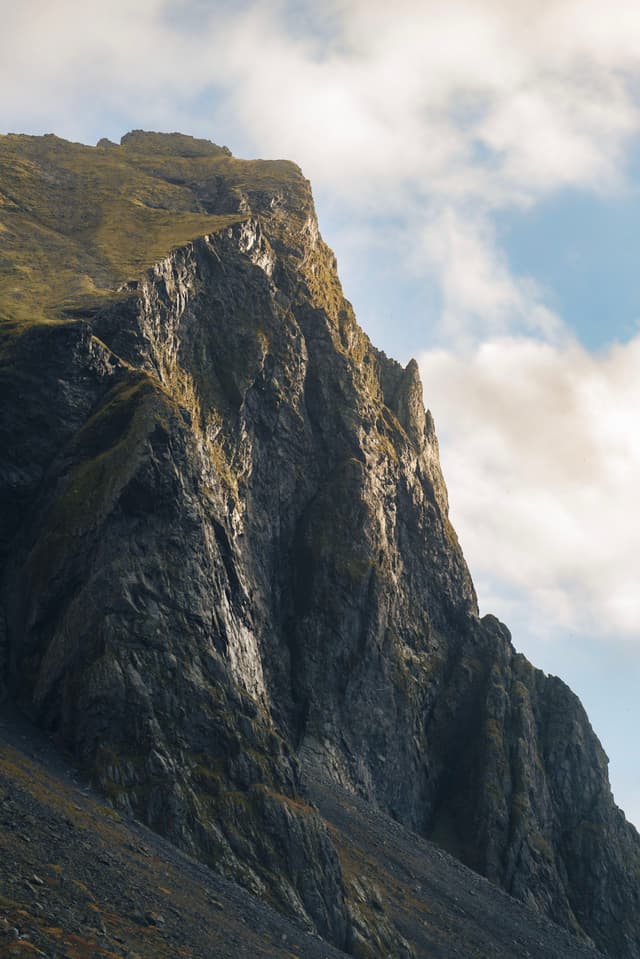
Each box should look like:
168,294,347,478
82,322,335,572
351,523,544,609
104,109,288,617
0,131,639,959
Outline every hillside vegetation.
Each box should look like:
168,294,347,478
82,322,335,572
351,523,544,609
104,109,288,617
0,130,302,334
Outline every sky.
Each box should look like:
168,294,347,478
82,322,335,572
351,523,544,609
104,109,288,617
2,0,640,825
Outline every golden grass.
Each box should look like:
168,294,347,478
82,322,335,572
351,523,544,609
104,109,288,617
0,131,305,335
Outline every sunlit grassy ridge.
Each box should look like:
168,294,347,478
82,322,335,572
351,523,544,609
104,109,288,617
0,131,304,333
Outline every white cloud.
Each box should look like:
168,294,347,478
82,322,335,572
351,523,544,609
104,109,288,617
417,208,563,345
419,335,640,639
210,0,640,203
3,1,640,202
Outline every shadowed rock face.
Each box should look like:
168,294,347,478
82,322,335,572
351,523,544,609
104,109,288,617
0,131,639,958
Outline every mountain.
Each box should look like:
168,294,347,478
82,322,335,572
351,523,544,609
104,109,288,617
0,130,638,959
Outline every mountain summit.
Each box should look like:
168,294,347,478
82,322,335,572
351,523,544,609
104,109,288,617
0,131,638,959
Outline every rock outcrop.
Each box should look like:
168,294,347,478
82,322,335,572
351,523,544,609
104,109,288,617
0,131,638,958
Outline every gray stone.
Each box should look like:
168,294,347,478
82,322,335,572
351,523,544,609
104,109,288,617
0,131,638,959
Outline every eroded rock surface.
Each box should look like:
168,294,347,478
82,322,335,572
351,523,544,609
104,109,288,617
1,131,639,958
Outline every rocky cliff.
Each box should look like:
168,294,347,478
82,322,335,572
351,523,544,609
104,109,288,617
0,131,638,959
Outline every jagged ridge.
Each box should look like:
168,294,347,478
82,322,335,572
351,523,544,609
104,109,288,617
0,131,639,958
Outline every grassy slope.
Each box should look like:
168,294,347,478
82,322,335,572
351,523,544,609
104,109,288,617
0,131,301,337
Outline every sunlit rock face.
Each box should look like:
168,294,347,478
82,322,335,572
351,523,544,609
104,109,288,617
0,131,639,959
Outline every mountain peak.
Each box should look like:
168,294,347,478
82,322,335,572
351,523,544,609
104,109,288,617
118,129,233,158
0,131,638,959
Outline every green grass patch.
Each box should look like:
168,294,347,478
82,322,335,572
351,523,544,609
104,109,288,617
0,132,294,334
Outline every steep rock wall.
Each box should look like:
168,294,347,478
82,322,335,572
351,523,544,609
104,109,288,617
0,132,639,958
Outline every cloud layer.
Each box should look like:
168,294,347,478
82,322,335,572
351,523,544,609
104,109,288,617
4,1,640,201
420,336,640,639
